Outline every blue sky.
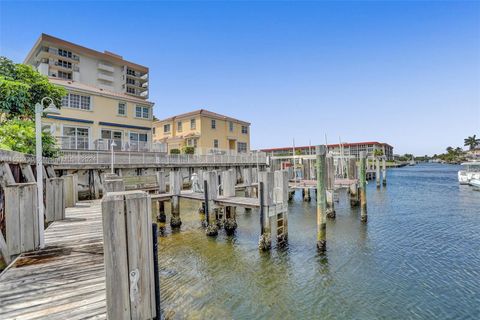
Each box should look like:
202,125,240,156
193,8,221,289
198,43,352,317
1,1,479,155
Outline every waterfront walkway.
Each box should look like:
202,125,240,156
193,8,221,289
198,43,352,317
0,201,106,320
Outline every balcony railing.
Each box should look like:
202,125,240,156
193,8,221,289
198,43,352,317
55,136,158,153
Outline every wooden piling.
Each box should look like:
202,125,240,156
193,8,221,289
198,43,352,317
45,177,66,223
205,171,219,236
258,171,274,251
325,156,336,219
274,170,289,244
359,151,368,222
169,170,182,228
376,157,381,188
316,146,327,252
382,157,387,186
63,174,78,207
303,188,311,201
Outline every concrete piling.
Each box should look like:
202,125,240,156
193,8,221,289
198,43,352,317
359,151,368,222
316,146,327,252
303,188,311,201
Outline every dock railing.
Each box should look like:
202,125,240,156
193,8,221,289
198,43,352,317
43,150,268,166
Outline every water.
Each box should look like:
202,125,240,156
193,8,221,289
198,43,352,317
158,164,480,319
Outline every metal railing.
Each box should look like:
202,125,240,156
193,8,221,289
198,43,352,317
56,137,157,153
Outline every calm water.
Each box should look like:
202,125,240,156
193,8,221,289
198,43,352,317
158,164,480,319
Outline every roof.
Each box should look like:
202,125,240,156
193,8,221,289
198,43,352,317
261,141,393,152
49,78,154,106
24,33,148,72
154,109,250,125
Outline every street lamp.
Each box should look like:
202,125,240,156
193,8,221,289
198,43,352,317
110,140,117,174
35,97,61,249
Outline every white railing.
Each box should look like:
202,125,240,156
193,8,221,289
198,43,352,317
44,150,268,166
56,136,157,153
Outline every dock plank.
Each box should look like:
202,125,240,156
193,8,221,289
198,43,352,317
0,201,107,319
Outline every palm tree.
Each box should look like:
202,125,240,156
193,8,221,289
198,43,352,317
464,135,480,150
446,146,453,153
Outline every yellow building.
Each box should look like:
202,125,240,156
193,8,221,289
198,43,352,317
24,34,155,151
42,79,154,151
153,109,251,154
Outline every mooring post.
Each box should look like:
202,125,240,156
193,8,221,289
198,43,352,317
382,157,387,186
205,171,218,236
170,170,182,228
243,167,252,197
325,155,336,219
316,146,327,252
376,157,381,188
258,171,274,251
359,151,368,222
303,188,311,202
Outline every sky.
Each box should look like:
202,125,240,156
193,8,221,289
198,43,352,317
0,0,479,155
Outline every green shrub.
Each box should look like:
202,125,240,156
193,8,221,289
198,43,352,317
170,148,180,155
0,119,60,157
182,146,195,154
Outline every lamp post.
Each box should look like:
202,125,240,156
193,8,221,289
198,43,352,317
110,140,117,174
35,97,61,249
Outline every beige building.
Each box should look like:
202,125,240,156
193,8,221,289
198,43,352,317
153,109,250,154
24,34,155,151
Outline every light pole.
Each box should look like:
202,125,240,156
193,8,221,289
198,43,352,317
110,140,117,174
35,97,61,249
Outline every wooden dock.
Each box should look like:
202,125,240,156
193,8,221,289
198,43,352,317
150,190,261,209
0,202,107,320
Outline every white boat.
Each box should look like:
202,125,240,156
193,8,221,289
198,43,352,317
469,179,480,188
458,162,480,184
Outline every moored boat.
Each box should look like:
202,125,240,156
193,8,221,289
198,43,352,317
458,162,480,184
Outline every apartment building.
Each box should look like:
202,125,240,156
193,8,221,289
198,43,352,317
153,109,251,154
261,142,394,160
24,34,154,151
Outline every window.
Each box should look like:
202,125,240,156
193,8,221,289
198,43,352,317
126,68,136,76
211,119,216,129
58,49,72,58
241,125,248,134
127,87,136,94
229,121,234,132
63,126,89,150
164,124,171,133
135,106,150,119
70,94,80,108
187,138,198,148
101,130,122,149
57,59,72,69
62,93,91,110
190,119,196,130
126,78,135,85
118,102,126,116
152,127,156,135
213,139,219,148
238,142,247,153
61,95,69,107
80,96,90,110
129,132,148,151
58,71,72,80
177,121,183,132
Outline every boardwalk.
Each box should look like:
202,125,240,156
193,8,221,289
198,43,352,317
0,202,106,320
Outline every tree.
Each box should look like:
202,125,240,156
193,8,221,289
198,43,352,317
464,135,480,150
0,57,66,120
0,119,60,157
373,149,384,157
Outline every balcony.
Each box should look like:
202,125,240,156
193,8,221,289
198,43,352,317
97,73,115,82
56,136,152,152
97,62,114,73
